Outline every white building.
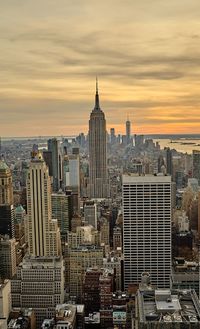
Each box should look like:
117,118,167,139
123,174,171,289
11,256,64,327
0,280,11,320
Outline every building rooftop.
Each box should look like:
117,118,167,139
123,174,171,183
0,159,9,171
85,312,100,324
15,205,25,214
41,319,54,329
55,304,76,322
137,289,200,324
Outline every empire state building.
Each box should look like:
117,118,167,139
88,80,108,198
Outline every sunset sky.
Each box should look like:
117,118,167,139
1,0,200,136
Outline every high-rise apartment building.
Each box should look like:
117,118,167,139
26,152,61,257
123,175,171,289
88,80,108,198
193,150,200,185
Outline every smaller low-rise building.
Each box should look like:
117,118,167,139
136,288,200,328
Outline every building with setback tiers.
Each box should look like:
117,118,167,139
88,80,109,198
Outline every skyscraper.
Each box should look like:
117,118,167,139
193,150,200,185
0,158,13,205
88,80,108,198
47,138,62,191
0,158,14,238
84,200,97,229
166,147,173,176
26,151,61,257
126,117,131,145
123,174,171,289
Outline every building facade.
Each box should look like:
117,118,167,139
26,152,61,257
11,256,64,327
88,81,108,198
123,174,172,289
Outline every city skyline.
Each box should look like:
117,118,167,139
1,1,200,136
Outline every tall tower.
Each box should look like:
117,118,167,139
166,147,173,176
47,138,62,192
0,158,14,238
126,117,131,145
0,158,13,205
27,151,61,257
123,174,171,289
88,79,108,198
193,150,200,185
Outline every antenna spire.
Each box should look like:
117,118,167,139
94,77,100,110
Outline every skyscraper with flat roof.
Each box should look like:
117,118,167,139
126,118,131,145
193,150,200,185
123,174,172,289
88,80,108,198
26,152,61,257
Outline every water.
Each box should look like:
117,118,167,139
154,139,200,154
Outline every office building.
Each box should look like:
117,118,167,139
84,201,97,229
0,279,11,320
88,80,108,198
0,158,13,205
69,246,103,301
193,150,200,185
0,205,14,238
47,138,62,191
126,118,131,145
103,255,122,291
14,205,26,247
64,154,80,193
0,236,16,279
166,147,173,176
113,226,122,255
123,174,171,289
11,256,64,328
26,151,61,257
99,217,110,247
84,268,102,315
0,159,14,238
52,191,69,236
99,269,114,329
110,128,116,145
